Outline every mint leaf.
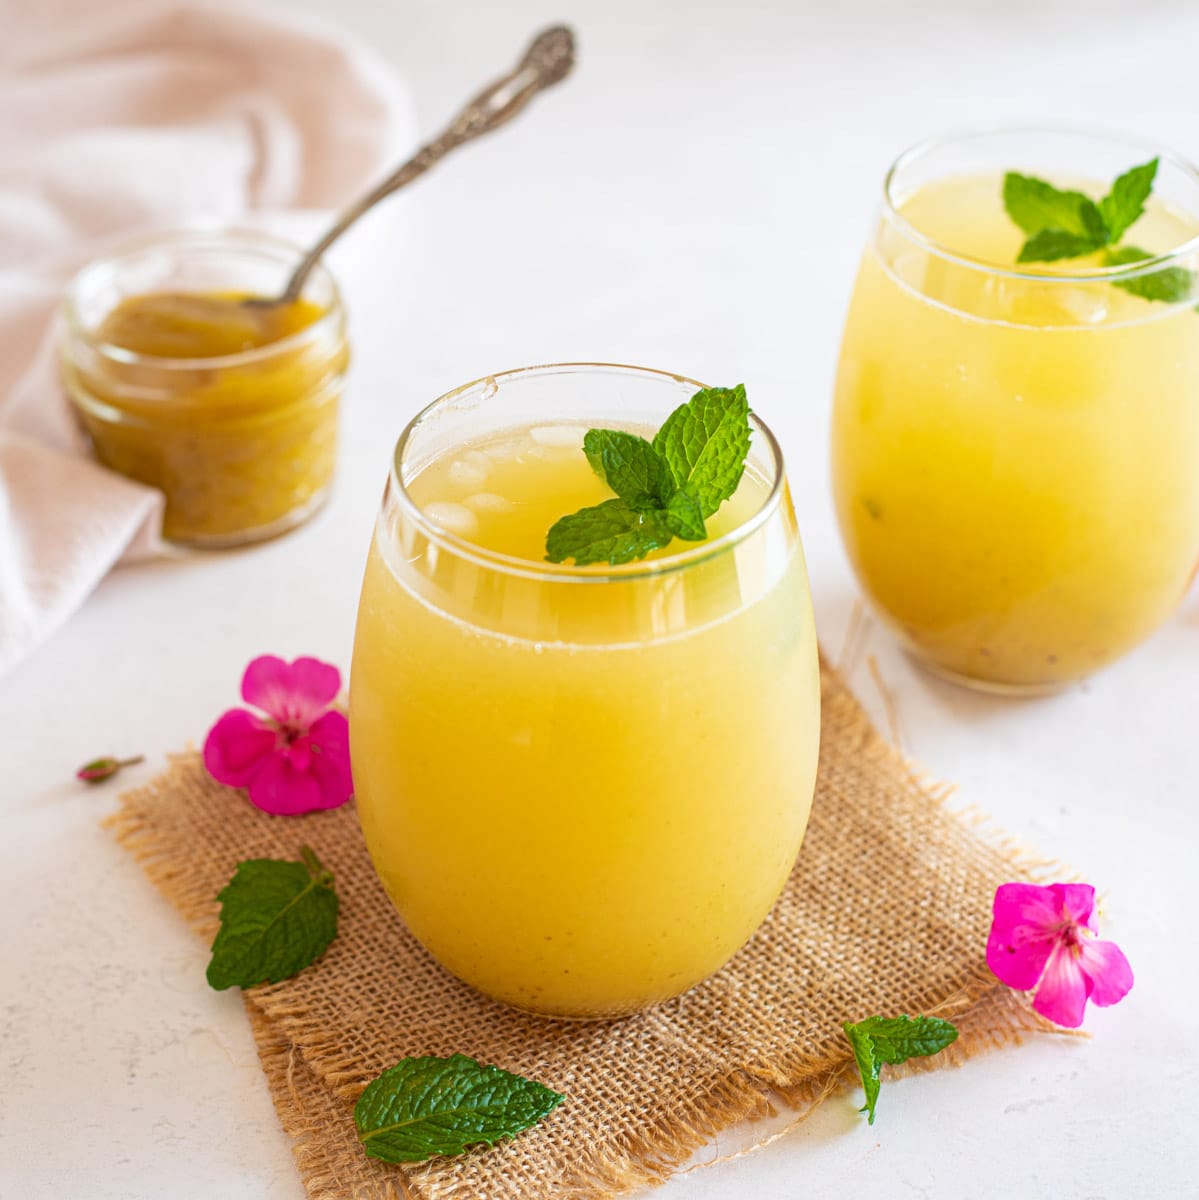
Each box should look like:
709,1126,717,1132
1005,159,1192,303
1104,244,1156,267
545,497,673,566
583,433,605,479
545,385,753,565
1105,243,1194,303
1003,172,1104,239
1016,229,1104,263
549,386,753,568
355,1053,564,1163
852,1015,960,1062
1116,268,1193,303
206,846,338,990
1098,158,1158,243
652,384,752,519
663,487,706,541
842,1014,958,1125
582,429,674,511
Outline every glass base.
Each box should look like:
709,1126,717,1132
905,649,1077,697
162,483,332,550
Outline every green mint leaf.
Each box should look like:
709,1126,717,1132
1104,244,1154,267
1002,172,1105,240
545,497,673,566
663,487,706,541
582,429,674,510
1105,243,1194,303
1017,229,1105,263
1098,158,1158,243
355,1053,564,1163
1115,267,1193,303
544,384,753,565
852,1014,960,1063
206,847,338,990
842,1014,958,1125
583,433,605,479
652,384,752,519
842,1022,884,1125
1080,201,1110,244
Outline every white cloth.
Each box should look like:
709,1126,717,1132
0,0,416,675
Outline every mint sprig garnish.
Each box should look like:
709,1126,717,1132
842,1014,958,1125
1005,160,1156,259
354,1053,565,1162
545,384,752,566
1003,158,1195,302
206,846,339,990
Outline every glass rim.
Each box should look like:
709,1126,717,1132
60,228,344,371
882,123,1199,284
387,361,788,585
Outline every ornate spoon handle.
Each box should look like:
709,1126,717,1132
266,25,576,306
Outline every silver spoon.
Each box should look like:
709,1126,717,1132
246,24,576,308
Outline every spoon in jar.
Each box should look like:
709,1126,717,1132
245,23,576,309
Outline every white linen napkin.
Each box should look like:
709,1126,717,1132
0,0,416,676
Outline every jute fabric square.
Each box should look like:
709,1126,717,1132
108,661,1050,1199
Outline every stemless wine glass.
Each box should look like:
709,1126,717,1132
832,128,1199,692
349,363,821,1018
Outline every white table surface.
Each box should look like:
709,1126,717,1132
5,0,1198,1196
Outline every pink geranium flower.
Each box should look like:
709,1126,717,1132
203,655,353,816
986,882,1133,1028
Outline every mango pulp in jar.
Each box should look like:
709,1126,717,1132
833,172,1199,689
350,420,820,1018
62,284,348,547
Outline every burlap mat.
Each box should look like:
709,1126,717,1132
107,661,1053,1200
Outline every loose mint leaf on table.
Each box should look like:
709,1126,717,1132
842,1014,958,1125
206,846,339,990
546,497,674,566
355,1053,565,1163
1002,172,1104,240
652,383,751,518
546,384,752,566
1104,243,1195,303
1098,158,1159,243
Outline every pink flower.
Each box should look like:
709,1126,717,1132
986,882,1133,1028
203,655,352,816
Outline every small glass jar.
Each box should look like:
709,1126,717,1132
60,230,349,548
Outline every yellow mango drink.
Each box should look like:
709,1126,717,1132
350,365,820,1018
61,231,348,547
833,130,1199,691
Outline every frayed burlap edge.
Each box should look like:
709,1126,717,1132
105,660,1067,1200
243,995,1061,1200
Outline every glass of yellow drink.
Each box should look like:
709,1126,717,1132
833,129,1199,692
350,364,821,1018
